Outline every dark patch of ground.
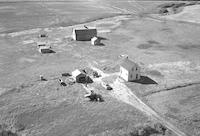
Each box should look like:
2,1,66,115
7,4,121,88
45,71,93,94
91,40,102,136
146,70,164,78
137,43,153,49
177,44,200,50
147,40,160,45
158,1,200,15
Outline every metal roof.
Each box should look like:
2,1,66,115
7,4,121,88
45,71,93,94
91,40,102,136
120,58,138,70
72,69,85,77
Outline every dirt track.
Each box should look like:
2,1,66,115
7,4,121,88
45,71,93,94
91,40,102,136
90,66,188,136
110,78,187,136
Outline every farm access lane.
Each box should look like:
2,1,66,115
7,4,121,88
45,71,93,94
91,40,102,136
88,65,188,136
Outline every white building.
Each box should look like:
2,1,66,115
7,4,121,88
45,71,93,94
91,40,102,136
119,58,141,81
72,27,97,41
72,69,87,83
91,37,100,45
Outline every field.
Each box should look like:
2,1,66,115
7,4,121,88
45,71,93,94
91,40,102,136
0,1,200,136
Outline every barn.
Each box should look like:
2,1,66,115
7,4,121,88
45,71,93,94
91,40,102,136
119,58,141,82
72,69,87,83
72,27,97,41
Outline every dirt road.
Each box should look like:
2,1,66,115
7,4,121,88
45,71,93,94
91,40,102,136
90,65,188,136
110,78,188,136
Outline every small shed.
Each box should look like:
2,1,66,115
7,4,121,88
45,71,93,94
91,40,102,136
39,34,47,38
72,69,87,83
72,27,97,41
91,37,100,45
119,58,141,82
37,41,46,47
38,46,53,54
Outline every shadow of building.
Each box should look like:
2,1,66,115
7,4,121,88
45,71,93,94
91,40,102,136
97,36,108,41
133,76,158,85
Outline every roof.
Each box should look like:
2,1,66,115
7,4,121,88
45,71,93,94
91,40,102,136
120,58,138,70
73,26,96,30
72,69,86,77
39,46,51,50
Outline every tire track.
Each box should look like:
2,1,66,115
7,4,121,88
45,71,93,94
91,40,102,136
110,78,188,136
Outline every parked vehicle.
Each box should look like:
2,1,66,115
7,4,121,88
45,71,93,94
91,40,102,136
84,90,104,102
101,82,112,90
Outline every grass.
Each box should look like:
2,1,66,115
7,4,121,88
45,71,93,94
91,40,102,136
0,79,150,136
0,1,119,33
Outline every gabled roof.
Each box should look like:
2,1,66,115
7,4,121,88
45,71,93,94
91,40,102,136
72,69,86,77
120,58,138,70
73,26,96,31
39,46,51,50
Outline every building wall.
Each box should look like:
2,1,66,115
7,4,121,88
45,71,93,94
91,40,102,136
73,29,97,41
128,66,141,81
120,66,129,81
120,66,141,81
39,48,51,53
72,29,76,41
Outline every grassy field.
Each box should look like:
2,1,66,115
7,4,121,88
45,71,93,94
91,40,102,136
146,84,200,136
0,79,149,136
0,0,178,34
0,1,120,33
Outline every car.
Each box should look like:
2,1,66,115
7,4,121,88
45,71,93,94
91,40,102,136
101,82,112,90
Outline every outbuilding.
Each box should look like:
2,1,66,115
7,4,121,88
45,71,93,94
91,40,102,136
119,58,141,82
37,41,46,47
38,46,53,53
91,37,100,45
72,69,87,83
72,27,97,41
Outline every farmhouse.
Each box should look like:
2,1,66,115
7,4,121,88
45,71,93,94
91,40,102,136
72,69,87,83
72,27,97,41
120,58,141,82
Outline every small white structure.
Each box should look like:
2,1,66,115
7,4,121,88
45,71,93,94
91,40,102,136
72,69,86,83
119,58,141,81
72,27,97,41
38,46,52,53
91,37,100,45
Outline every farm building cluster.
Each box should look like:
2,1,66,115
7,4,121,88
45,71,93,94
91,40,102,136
35,25,143,101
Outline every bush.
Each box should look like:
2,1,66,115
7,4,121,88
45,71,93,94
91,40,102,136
138,128,147,136
153,122,167,134
0,130,18,136
129,128,139,136
129,122,168,136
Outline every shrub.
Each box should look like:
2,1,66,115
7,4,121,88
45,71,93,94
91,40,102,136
129,122,168,136
138,128,146,136
0,130,18,136
129,128,138,136
153,122,167,134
